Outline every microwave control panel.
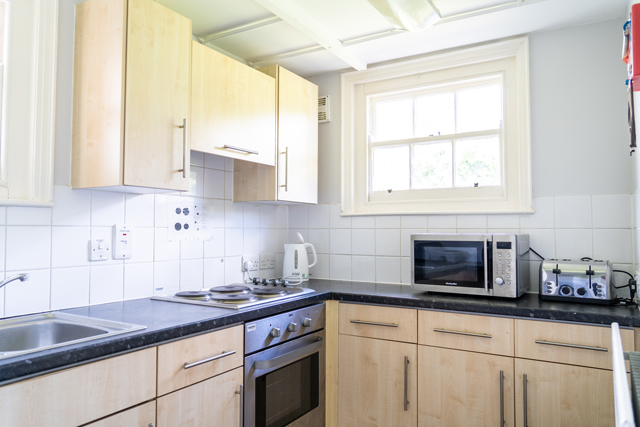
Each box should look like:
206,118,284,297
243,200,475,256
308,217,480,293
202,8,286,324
492,234,529,298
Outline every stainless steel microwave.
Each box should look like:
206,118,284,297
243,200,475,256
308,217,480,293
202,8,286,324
411,233,530,298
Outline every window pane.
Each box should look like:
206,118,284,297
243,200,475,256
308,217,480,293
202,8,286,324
414,92,455,138
372,98,413,142
454,137,501,187
456,84,502,133
412,142,453,189
372,146,410,191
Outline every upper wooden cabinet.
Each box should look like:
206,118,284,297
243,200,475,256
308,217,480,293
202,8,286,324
191,42,276,166
72,0,192,192
234,65,319,204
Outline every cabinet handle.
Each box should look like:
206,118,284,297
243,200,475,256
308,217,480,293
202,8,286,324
178,118,188,179
523,374,528,427
433,328,492,339
279,147,288,191
183,350,236,369
483,238,489,292
223,145,259,155
499,370,504,427
404,356,409,411
235,384,244,427
534,340,608,352
148,424,154,427
350,320,398,328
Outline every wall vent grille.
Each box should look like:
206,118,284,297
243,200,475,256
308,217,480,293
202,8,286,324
318,95,330,123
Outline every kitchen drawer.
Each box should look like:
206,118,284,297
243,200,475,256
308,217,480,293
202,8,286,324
515,319,634,370
418,310,514,356
84,401,156,427
0,348,156,427
157,324,243,396
339,303,417,343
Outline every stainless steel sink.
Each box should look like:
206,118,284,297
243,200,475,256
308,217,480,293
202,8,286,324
0,312,146,360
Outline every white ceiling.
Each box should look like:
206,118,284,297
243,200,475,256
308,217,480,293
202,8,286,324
158,0,628,77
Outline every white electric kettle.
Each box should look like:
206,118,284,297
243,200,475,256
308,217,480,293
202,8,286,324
283,233,317,282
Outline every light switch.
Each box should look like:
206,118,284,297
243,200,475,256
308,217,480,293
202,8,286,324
90,239,110,261
113,224,133,260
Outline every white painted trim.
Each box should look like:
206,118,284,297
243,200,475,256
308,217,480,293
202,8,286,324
341,37,532,215
0,0,58,206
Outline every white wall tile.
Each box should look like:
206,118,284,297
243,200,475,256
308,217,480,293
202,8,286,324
6,226,51,271
351,216,375,228
401,257,411,284
180,259,204,290
554,196,592,229
310,254,329,279
243,204,261,229
52,227,90,268
225,228,244,257
593,229,633,263
125,194,154,227
330,229,351,255
204,228,225,258
204,168,225,199
91,191,125,226
127,227,154,263
204,153,225,170
154,228,180,261
52,186,91,226
51,267,90,310
352,256,375,282
520,197,555,228
592,194,632,228
276,205,288,229
401,216,428,229
330,204,351,228
124,263,153,300
4,269,50,317
154,194,169,228
488,215,520,229
401,229,428,257
244,229,260,254
225,157,234,172
276,230,288,254
225,201,243,228
185,167,204,198
225,172,233,200
0,227,5,271
289,229,307,244
204,258,225,287
457,228,487,233
376,216,400,229
260,229,277,254
329,255,351,280
521,229,555,260
376,257,401,283
555,229,593,259
181,240,204,260
457,215,487,229
153,261,179,294
210,200,225,228
428,215,457,229
376,229,400,256
0,208,6,225
224,256,243,284
428,228,456,233
308,204,329,229
288,205,308,229
90,264,123,305
307,229,329,254
352,229,375,256
260,205,277,229
190,150,205,167
7,207,52,226
275,253,284,277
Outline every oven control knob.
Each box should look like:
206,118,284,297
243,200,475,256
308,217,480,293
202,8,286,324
576,287,587,296
495,277,504,285
270,327,281,338
560,286,572,296
287,322,299,332
302,317,312,327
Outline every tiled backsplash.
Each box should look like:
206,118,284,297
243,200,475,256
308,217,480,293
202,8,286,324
290,195,634,292
0,153,289,318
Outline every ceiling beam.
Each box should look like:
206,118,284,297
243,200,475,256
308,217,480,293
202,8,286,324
252,0,367,70
199,16,282,44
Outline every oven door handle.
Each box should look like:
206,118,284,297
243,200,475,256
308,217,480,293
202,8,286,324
254,338,323,370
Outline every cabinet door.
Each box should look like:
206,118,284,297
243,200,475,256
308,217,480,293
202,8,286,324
515,359,614,427
157,367,242,427
338,335,417,427
276,67,318,204
418,346,515,427
191,42,276,166
123,0,191,191
83,401,156,427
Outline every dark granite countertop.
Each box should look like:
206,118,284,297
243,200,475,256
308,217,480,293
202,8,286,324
1,279,639,385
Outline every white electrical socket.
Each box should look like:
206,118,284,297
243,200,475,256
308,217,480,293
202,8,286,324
260,254,276,270
242,254,260,272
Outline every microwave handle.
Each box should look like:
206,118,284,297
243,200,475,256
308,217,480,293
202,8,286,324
484,238,489,293
254,338,323,370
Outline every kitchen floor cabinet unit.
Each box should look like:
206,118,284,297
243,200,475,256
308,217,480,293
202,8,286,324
234,65,319,204
72,0,192,192
191,42,276,166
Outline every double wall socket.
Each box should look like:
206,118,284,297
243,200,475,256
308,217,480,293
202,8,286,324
242,255,260,272
260,254,276,270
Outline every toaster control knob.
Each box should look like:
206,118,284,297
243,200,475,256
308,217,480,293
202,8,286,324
302,317,312,327
560,286,572,296
495,277,504,285
287,322,299,332
270,327,281,338
576,288,587,296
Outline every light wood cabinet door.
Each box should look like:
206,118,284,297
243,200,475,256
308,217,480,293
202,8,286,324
338,335,417,427
515,358,614,427
339,303,417,343
191,42,276,166
84,401,156,427
418,346,515,427
157,367,243,427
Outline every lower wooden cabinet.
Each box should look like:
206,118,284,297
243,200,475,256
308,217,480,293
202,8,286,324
83,401,156,427
515,358,614,427
418,346,515,427
338,334,417,426
157,366,243,426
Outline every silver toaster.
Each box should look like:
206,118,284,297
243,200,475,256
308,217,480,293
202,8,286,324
539,259,614,304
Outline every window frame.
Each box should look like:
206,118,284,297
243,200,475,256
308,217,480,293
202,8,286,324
341,37,532,215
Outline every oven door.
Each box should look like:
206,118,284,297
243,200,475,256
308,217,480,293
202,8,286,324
244,330,325,427
412,234,492,295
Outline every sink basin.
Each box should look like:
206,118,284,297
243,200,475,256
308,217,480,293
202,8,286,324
0,312,146,360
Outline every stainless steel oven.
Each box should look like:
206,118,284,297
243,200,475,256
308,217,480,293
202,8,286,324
244,303,325,427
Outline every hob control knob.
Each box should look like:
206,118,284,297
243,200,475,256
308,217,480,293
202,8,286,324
302,317,312,327
287,322,299,332
560,286,572,296
270,327,281,338
494,277,504,285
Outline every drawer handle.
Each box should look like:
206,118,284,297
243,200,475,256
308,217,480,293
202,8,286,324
350,320,398,328
184,350,237,369
222,144,259,155
433,328,492,339
534,340,608,352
